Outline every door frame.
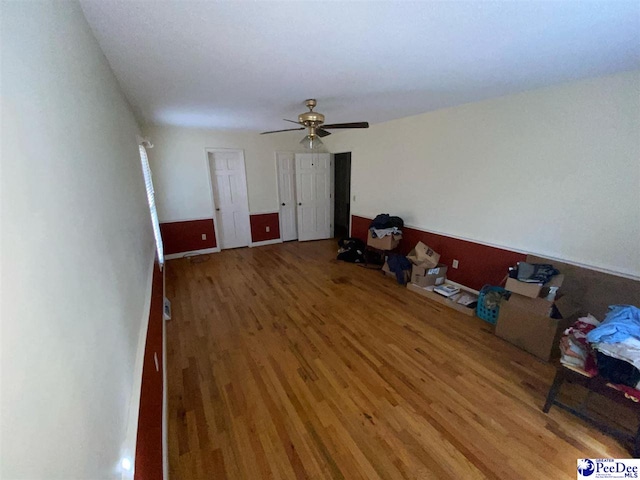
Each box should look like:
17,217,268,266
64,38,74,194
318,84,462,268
330,154,335,238
203,147,251,250
332,152,351,239
275,151,298,242
333,147,355,238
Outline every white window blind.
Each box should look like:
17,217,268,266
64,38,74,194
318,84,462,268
138,144,164,266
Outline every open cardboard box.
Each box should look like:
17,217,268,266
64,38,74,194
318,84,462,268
367,231,402,250
407,241,440,268
505,274,564,299
382,261,410,284
495,293,579,361
411,263,448,288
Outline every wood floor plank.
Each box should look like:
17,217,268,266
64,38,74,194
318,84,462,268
166,240,630,479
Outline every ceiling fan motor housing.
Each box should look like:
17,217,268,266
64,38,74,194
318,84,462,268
298,111,325,126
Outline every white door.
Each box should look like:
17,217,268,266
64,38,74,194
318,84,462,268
276,152,298,241
208,150,251,249
295,153,332,241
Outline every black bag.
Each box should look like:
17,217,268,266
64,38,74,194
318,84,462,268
509,262,559,284
337,237,366,263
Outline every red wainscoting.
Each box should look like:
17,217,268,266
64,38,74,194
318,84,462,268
351,215,526,291
250,213,280,243
135,262,164,480
160,219,216,255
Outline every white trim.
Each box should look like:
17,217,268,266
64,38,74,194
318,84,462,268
250,210,280,216
159,216,214,224
353,213,640,281
121,250,156,480
165,247,219,260
250,238,283,248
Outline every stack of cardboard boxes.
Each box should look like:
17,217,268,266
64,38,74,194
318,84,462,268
380,241,441,284
407,242,447,287
495,272,579,361
405,242,477,317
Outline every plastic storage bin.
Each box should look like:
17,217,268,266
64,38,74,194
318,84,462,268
476,285,508,324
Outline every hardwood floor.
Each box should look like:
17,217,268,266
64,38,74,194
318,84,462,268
166,239,628,479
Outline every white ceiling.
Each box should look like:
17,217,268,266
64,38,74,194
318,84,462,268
81,1,640,131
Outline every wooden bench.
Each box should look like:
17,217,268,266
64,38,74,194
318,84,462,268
543,364,640,457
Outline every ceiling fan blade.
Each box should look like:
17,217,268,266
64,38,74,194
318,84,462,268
322,122,369,129
316,128,332,137
260,127,305,135
283,119,302,125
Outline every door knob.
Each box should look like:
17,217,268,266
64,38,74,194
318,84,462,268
216,208,220,211
281,203,285,206
298,202,302,206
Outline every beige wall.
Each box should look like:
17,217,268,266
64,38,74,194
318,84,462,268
324,71,640,279
145,125,302,221
1,2,155,478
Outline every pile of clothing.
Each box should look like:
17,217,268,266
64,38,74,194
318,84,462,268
560,314,599,374
369,214,403,238
587,305,640,390
560,305,640,394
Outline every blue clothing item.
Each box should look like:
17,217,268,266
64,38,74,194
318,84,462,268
586,305,640,344
387,254,412,285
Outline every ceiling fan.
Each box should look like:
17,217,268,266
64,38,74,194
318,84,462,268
260,99,369,149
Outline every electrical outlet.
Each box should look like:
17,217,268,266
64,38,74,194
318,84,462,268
266,226,270,233
452,259,459,269
201,233,207,240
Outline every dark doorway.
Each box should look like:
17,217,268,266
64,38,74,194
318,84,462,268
334,152,351,239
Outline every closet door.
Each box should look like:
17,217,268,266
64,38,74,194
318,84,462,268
276,152,298,241
295,153,331,241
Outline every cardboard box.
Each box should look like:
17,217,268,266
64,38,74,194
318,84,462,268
505,274,564,299
406,241,440,268
367,231,402,250
495,293,579,361
406,283,477,317
411,263,448,288
382,261,410,284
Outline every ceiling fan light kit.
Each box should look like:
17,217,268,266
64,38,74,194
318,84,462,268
261,99,369,149
299,134,324,150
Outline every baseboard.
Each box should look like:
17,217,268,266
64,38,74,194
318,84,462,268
250,238,283,248
164,247,219,260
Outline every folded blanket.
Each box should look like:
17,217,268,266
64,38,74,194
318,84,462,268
586,305,640,344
